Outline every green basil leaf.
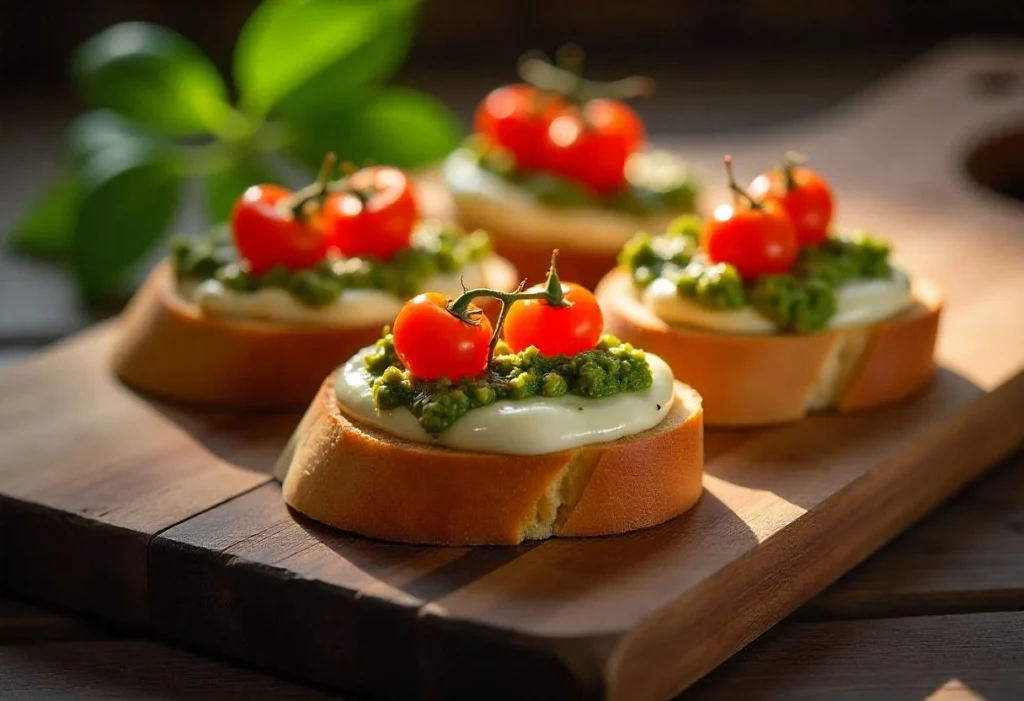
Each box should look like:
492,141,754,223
276,0,418,119
8,171,81,259
12,111,150,261
286,87,462,170
67,110,153,167
234,0,419,119
72,22,235,137
72,139,182,299
205,153,274,223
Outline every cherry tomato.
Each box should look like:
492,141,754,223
231,184,329,276
543,99,645,195
503,282,603,357
392,293,494,381
749,165,834,246
702,201,799,281
323,166,419,260
474,84,566,172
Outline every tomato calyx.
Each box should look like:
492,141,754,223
278,152,338,223
329,162,381,205
447,250,570,367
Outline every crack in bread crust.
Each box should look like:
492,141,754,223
521,451,601,541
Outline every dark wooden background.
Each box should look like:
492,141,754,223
4,0,1024,82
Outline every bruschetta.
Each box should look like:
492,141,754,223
442,48,700,289
596,154,943,427
278,253,704,545
112,160,517,408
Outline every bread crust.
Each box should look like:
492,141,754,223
111,257,517,408
451,190,680,289
280,378,704,546
596,267,943,427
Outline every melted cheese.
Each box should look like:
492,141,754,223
181,264,487,328
442,149,683,252
643,268,914,334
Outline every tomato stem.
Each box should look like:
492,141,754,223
724,154,762,212
782,151,805,192
285,152,337,221
447,249,570,368
330,162,382,205
316,152,338,186
556,43,585,75
518,49,653,105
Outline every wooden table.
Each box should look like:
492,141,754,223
2,38,1023,699
3,447,1022,699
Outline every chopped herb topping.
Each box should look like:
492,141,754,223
170,221,491,306
364,332,653,435
620,223,897,333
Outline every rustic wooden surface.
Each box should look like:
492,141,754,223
1,38,1023,700
0,326,296,625
0,595,336,700
4,451,1024,699
0,316,1019,698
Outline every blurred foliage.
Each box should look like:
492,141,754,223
8,0,462,300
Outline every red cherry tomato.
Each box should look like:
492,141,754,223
503,282,603,357
392,293,494,381
473,84,566,172
702,201,799,281
543,99,645,195
231,184,329,276
749,165,834,246
322,166,419,260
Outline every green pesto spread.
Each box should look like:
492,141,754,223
169,223,491,306
620,217,895,334
461,139,699,216
363,332,653,435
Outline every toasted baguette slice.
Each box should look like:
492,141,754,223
596,267,943,427
279,377,704,546
111,257,517,408
451,190,679,289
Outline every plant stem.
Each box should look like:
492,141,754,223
170,140,236,178
286,152,336,220
209,105,256,144
518,49,653,105
724,155,761,211
447,250,569,367
331,165,381,205
782,151,805,192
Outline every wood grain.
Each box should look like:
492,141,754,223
146,367,1024,700
0,596,115,646
806,449,1024,620
0,325,298,625
686,611,1024,701
0,640,335,700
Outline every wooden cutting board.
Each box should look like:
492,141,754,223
1,40,1023,701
